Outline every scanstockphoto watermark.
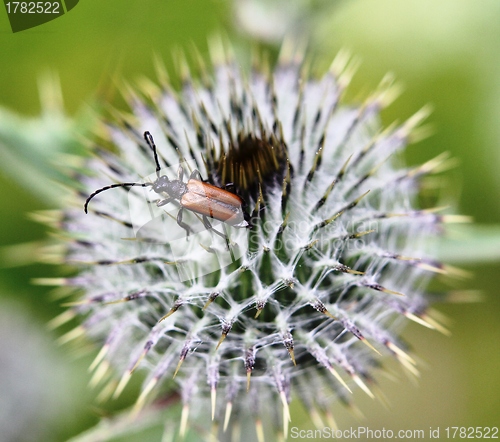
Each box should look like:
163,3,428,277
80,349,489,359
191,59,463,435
290,426,428,439
291,426,499,439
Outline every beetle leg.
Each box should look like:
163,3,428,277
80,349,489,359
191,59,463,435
156,197,175,207
177,208,194,239
201,215,225,239
202,215,231,250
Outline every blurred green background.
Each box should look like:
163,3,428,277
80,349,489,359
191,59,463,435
0,0,499,440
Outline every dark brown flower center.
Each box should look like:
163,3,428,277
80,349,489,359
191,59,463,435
207,130,291,202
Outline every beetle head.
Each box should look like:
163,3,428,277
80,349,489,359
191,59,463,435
152,175,171,194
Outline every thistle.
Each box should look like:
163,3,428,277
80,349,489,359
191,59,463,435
44,42,464,440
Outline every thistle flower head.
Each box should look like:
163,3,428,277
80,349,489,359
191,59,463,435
47,43,459,440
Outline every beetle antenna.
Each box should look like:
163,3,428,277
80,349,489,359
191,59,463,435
84,182,153,214
144,131,162,178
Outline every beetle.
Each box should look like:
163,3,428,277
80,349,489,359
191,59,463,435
84,131,250,239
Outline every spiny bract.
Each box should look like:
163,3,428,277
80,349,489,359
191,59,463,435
47,43,461,440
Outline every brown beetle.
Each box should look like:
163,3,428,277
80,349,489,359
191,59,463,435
84,131,250,238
